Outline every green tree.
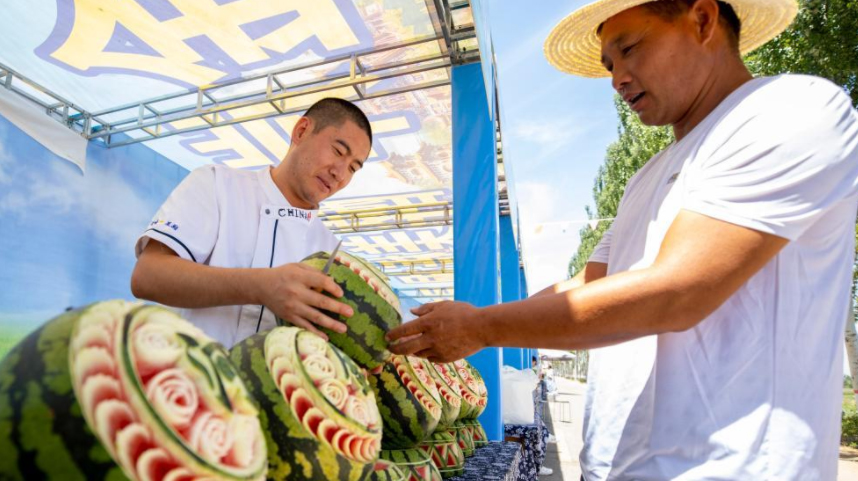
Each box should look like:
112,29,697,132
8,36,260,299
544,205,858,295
744,0,858,105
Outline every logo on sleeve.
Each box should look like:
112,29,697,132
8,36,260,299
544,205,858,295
667,172,680,184
150,219,179,231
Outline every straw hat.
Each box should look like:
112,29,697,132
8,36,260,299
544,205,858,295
544,0,798,77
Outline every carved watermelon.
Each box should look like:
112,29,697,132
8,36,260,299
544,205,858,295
300,251,401,372
0,301,267,481
368,458,407,481
417,431,464,478
433,363,479,421
380,448,442,481
453,360,488,419
420,360,461,430
229,326,382,481
370,355,442,449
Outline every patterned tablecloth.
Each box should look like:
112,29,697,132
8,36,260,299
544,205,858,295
447,442,522,481
503,383,549,481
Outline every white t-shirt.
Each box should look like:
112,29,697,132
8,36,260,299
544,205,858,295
581,75,858,481
135,164,338,348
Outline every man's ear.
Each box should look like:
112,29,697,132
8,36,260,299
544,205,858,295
690,0,720,47
291,116,313,145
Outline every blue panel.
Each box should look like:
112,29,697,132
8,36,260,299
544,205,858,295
499,215,520,303
500,215,526,369
452,62,503,442
0,113,188,355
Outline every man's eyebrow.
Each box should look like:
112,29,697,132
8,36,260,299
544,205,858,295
600,32,629,66
334,139,352,156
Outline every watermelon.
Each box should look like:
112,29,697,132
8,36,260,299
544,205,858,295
380,448,442,481
416,431,464,478
0,300,267,481
461,418,488,449
368,458,407,481
369,355,442,449
229,326,381,481
451,360,488,419
453,360,488,419
421,360,461,429
432,363,479,420
300,251,402,372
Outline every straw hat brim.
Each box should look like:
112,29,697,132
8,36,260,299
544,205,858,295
544,0,798,78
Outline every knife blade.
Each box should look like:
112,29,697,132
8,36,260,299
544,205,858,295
322,239,343,275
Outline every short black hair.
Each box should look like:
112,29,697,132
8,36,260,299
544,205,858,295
643,0,741,50
304,98,372,144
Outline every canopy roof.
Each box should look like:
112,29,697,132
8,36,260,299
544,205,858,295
0,0,490,302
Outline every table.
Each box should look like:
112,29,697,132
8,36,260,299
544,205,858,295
447,442,522,481
503,383,550,480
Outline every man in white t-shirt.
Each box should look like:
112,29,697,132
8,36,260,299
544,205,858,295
131,98,372,349
387,0,858,478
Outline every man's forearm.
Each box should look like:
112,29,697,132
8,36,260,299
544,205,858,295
131,252,261,308
476,266,696,350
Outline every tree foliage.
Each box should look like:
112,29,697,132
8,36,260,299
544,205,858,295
568,0,858,278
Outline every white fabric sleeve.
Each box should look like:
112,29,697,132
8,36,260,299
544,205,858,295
135,165,219,263
683,76,858,241
588,223,613,264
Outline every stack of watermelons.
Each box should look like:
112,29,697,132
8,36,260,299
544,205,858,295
0,301,268,481
0,250,490,481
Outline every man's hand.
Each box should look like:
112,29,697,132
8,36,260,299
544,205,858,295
132,241,353,340
258,263,352,340
386,301,487,362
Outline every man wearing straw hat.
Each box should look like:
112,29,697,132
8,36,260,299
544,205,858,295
388,0,858,478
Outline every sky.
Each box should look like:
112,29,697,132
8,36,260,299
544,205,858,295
487,1,620,294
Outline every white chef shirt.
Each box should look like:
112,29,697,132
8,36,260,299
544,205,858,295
582,75,858,480
135,164,338,348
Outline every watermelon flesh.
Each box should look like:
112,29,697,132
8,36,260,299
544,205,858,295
230,326,382,481
370,355,442,449
0,301,267,481
299,251,402,372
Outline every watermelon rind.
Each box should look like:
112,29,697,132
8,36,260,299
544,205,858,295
380,447,443,481
300,251,402,371
370,355,442,449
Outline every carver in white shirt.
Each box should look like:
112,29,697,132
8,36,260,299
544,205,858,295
387,0,858,479
132,98,372,349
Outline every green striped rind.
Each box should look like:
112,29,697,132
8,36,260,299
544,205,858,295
417,431,464,478
461,419,488,448
0,307,119,481
451,421,475,458
368,459,408,481
229,329,375,481
300,251,402,371
380,448,443,481
369,356,441,449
